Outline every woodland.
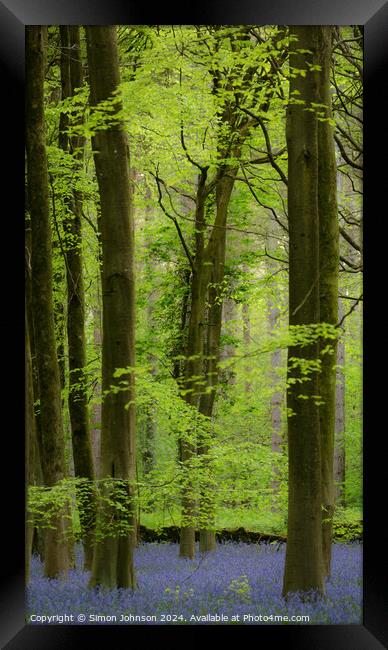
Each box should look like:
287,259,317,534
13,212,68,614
25,25,363,624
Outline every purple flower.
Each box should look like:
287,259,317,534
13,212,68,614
27,542,362,625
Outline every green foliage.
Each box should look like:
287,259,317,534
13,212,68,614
225,575,251,604
34,25,362,551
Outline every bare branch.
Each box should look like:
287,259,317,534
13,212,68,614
335,135,363,171
240,166,288,233
149,169,195,273
339,226,361,252
336,294,362,328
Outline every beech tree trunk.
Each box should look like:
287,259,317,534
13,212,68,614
26,25,70,579
178,168,210,559
317,25,339,578
282,26,324,598
198,170,236,553
58,25,97,572
86,26,136,590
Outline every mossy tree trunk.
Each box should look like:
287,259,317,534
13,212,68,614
317,26,339,578
282,26,325,598
86,26,136,590
26,25,70,579
59,25,97,572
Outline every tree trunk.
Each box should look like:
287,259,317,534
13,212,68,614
268,306,282,506
178,170,209,559
219,297,237,389
317,26,339,578
198,170,236,553
143,184,157,475
282,26,324,598
59,25,97,572
86,26,136,590
242,302,252,393
334,299,346,506
91,290,102,479
25,212,46,563
26,25,70,579
266,226,284,507
25,301,36,583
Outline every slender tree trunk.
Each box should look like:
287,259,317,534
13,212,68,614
198,170,236,552
198,256,222,553
179,265,206,558
178,170,209,559
317,26,339,578
268,304,282,506
91,290,102,479
25,301,36,583
266,228,284,506
143,184,157,475
219,297,237,389
26,25,70,579
25,213,46,562
86,26,136,590
242,302,252,393
334,299,346,506
282,26,324,598
59,25,97,572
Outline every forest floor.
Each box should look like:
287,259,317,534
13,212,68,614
27,542,362,625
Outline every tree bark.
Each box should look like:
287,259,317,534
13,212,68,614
268,304,283,505
242,301,252,393
219,297,237,389
282,26,324,598
198,170,236,553
59,25,97,572
25,301,36,583
266,224,284,507
178,170,209,559
317,26,339,578
91,289,102,479
26,25,70,579
86,26,136,590
143,184,157,475
25,212,46,562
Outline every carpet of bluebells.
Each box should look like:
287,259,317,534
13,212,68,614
27,542,362,625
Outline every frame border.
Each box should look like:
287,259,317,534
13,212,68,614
2,1,387,647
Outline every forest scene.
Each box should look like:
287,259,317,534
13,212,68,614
25,24,363,625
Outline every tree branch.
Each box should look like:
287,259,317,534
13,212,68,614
335,135,363,171
339,226,361,252
336,294,362,328
149,169,195,274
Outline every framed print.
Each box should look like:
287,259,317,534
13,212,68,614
1,0,387,647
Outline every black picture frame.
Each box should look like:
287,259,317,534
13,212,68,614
1,1,387,647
